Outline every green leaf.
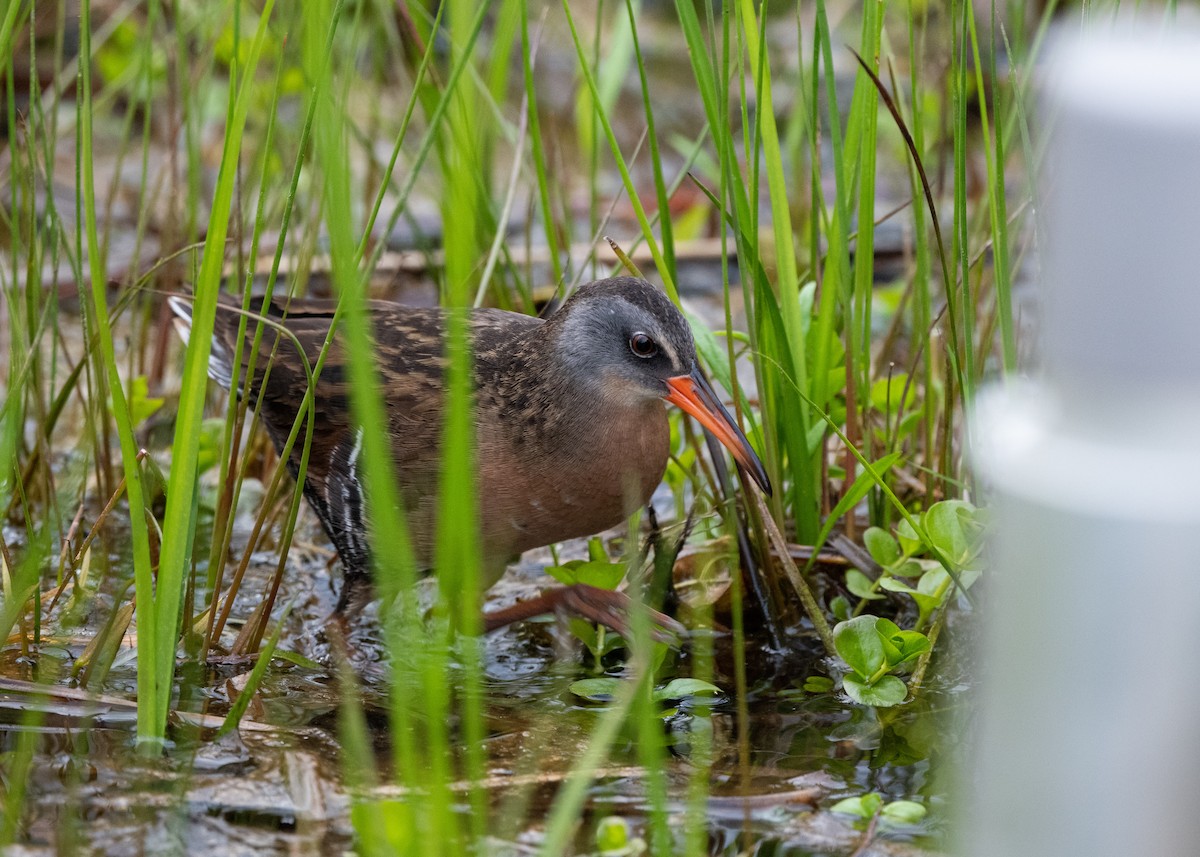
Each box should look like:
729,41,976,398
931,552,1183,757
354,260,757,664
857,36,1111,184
830,796,869,819
896,517,923,555
878,577,916,595
826,367,849,398
917,567,950,598
803,675,834,693
833,615,885,677
833,792,885,819
195,417,226,475
545,560,626,590
881,574,941,618
863,527,900,565
587,537,609,563
128,376,164,426
546,561,582,585
844,674,908,707
830,595,851,622
873,617,901,638
598,630,628,657
574,562,628,591
567,617,599,650
652,678,722,702
882,800,927,825
268,648,323,670
805,420,827,456
570,678,620,702
891,632,930,664
895,409,923,441
870,373,916,417
875,617,904,663
860,793,884,817
596,816,631,852
894,559,925,578
846,568,883,601
874,618,930,666
925,500,972,566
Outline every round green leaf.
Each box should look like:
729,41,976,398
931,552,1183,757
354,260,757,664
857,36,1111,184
830,595,851,621
878,577,916,594
846,568,884,601
844,673,908,707
882,800,927,825
596,816,631,852
570,678,620,702
917,567,950,597
548,559,627,590
864,527,901,565
803,675,834,693
895,559,925,578
653,678,722,702
833,615,885,677
874,617,902,638
830,796,868,818
925,500,973,566
896,518,923,555
870,373,916,416
546,560,585,586
878,622,931,665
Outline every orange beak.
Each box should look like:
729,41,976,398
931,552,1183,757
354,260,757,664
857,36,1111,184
664,368,772,496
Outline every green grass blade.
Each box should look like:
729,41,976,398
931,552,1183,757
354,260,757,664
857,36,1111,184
156,0,276,739
974,3,1016,374
78,0,160,743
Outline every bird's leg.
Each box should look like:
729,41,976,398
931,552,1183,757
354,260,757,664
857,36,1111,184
483,584,686,642
334,570,375,618
326,573,686,643
322,571,375,644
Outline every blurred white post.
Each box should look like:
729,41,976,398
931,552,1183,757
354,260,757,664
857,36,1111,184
967,27,1200,857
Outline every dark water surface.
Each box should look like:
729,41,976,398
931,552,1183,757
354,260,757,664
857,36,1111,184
0,530,960,856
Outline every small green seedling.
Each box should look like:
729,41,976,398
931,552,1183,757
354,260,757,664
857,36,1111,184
546,558,628,592
570,676,722,718
802,675,834,693
127,376,165,427
594,816,646,856
869,373,921,447
851,499,985,629
547,539,676,668
833,615,930,707
546,546,631,663
831,792,927,828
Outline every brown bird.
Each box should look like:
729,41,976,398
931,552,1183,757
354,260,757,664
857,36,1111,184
170,277,770,635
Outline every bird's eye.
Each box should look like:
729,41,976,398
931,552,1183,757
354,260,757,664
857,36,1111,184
629,332,659,359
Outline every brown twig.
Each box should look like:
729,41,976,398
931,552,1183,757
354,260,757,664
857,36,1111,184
750,490,836,656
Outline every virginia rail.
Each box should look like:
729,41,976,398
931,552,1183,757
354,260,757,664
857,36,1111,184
171,277,770,636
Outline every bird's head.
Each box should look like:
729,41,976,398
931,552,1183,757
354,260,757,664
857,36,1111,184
549,277,771,495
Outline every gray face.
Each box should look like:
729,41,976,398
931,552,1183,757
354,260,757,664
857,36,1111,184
553,277,697,402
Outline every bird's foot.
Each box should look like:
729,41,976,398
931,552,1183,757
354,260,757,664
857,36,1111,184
483,583,686,643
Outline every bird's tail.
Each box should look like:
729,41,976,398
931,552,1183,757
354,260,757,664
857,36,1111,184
167,295,238,392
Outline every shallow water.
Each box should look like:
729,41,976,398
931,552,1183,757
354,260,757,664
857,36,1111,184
0,516,960,856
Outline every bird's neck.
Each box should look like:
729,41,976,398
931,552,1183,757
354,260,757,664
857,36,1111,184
501,327,663,459
542,345,668,474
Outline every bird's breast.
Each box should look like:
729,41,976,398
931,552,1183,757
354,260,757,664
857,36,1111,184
477,398,670,559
